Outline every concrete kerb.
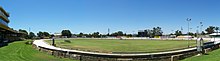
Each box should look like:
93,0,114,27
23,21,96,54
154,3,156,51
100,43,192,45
33,39,201,61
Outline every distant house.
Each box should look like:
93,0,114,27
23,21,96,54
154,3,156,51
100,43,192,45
177,36,193,39
210,33,220,37
138,30,145,37
54,33,62,38
209,33,220,44
160,34,176,38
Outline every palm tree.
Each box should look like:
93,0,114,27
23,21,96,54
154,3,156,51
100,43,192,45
215,27,219,35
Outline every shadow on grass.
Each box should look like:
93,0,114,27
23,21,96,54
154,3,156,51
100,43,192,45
0,43,8,48
0,40,26,48
203,53,209,55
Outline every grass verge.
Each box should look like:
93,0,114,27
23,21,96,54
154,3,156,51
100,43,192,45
0,40,78,61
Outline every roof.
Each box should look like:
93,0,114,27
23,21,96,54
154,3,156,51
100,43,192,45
54,33,62,36
0,13,10,23
0,6,9,17
0,6,10,23
209,33,220,36
0,23,17,33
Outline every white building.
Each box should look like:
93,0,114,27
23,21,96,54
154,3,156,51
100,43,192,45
209,33,220,44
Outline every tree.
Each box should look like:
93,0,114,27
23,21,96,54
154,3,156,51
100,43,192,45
37,31,50,39
19,29,28,34
137,27,163,38
92,32,100,38
194,33,198,37
153,27,163,36
117,31,124,36
88,34,92,37
43,32,50,37
28,32,36,39
126,34,132,37
187,32,194,36
138,29,153,37
174,30,182,36
19,29,28,38
215,27,219,33
144,30,150,37
61,30,72,38
78,32,84,37
201,31,206,35
111,31,124,36
205,26,215,34
37,31,44,38
148,30,154,38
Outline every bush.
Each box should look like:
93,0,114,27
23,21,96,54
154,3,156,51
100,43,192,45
64,40,71,43
25,41,33,45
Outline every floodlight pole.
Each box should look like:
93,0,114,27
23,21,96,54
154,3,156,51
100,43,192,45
171,30,174,34
133,31,135,37
187,18,191,48
200,22,203,37
197,26,199,38
108,28,110,36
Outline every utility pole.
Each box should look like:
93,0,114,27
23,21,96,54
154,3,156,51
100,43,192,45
108,28,110,36
217,27,218,35
187,18,191,48
181,27,183,33
197,22,204,54
197,26,199,38
29,27,31,34
132,31,135,37
171,30,174,34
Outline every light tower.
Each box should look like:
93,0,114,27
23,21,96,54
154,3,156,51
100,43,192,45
186,18,191,48
107,28,110,36
200,22,203,37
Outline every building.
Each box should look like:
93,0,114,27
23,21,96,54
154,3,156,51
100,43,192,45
210,33,220,44
53,33,62,38
138,30,145,37
0,6,25,43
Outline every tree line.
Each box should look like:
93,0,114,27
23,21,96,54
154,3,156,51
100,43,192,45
62,30,133,38
17,26,220,39
170,26,220,37
138,27,163,38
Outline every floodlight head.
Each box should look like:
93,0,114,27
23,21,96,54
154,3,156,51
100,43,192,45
200,22,203,24
186,18,191,21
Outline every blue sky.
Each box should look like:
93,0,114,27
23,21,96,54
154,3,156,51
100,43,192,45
0,0,220,34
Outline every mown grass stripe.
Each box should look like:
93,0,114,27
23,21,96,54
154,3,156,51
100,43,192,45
0,40,77,61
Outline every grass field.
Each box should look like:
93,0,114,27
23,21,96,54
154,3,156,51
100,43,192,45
0,40,77,61
182,48,220,61
46,39,197,53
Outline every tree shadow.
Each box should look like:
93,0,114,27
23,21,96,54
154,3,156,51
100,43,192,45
0,43,8,48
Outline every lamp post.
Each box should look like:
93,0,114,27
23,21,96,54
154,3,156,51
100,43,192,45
216,27,219,35
132,31,135,39
181,27,183,33
196,22,204,54
200,22,203,37
197,26,199,38
171,30,174,35
108,28,110,36
187,18,191,48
